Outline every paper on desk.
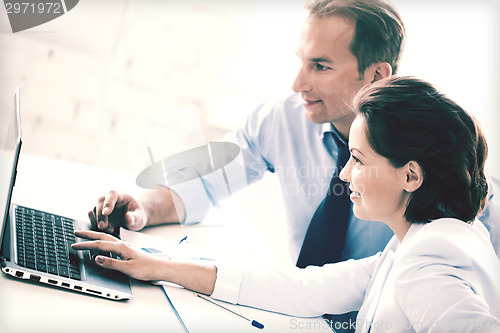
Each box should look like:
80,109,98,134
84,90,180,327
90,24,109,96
121,223,272,264
121,230,330,332
162,284,332,333
122,228,221,263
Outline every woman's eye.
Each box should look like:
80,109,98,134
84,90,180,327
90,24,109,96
352,156,362,164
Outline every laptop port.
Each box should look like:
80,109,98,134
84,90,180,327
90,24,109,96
86,289,102,295
15,271,24,278
74,285,82,291
29,274,41,282
61,282,70,288
48,279,57,284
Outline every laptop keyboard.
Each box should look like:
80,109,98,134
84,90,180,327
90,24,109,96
14,206,82,280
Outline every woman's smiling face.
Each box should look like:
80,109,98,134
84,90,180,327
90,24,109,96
340,116,410,226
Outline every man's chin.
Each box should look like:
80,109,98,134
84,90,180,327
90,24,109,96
304,110,329,124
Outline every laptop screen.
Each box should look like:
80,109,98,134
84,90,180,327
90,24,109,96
0,88,22,245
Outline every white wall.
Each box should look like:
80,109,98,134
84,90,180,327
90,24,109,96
1,0,498,173
394,0,500,173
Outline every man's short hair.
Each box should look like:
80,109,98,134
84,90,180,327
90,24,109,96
306,0,406,77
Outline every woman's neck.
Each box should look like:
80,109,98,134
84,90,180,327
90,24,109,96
389,217,413,243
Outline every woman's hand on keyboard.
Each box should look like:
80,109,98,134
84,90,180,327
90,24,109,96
72,230,167,281
71,230,217,295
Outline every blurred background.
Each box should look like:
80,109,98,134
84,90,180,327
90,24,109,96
1,0,499,173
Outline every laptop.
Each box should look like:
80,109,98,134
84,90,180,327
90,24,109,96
0,88,133,300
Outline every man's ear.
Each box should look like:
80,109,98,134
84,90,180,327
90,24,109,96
370,62,392,83
402,161,424,193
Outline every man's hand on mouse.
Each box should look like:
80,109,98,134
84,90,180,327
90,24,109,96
88,191,148,236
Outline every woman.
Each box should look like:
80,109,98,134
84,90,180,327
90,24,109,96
73,76,500,332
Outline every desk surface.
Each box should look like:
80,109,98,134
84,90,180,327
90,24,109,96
1,154,329,333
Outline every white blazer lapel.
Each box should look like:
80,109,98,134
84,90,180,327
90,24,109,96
357,249,396,333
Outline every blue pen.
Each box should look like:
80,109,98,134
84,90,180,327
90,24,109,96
179,235,189,244
195,294,264,329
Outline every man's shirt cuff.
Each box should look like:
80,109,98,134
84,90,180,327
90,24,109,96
170,177,213,225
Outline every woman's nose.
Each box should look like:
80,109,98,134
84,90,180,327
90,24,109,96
339,157,352,183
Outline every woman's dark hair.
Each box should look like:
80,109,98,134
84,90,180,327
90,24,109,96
353,76,489,223
306,0,406,76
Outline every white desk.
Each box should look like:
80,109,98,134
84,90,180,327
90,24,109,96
1,154,331,333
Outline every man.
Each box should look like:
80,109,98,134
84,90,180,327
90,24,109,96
92,0,405,260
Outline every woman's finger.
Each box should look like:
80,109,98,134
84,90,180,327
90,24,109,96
93,255,129,272
71,239,119,252
74,230,119,242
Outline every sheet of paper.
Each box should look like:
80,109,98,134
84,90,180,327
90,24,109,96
162,284,332,333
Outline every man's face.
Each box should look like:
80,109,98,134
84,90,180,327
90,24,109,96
292,16,374,133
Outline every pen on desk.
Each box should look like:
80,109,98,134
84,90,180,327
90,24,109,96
176,235,190,258
179,235,189,244
195,294,264,329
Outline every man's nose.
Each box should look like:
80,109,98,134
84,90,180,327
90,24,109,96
291,65,312,93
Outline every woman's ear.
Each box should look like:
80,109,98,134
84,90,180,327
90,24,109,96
402,161,424,193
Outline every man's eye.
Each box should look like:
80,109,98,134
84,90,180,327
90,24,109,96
314,63,330,71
